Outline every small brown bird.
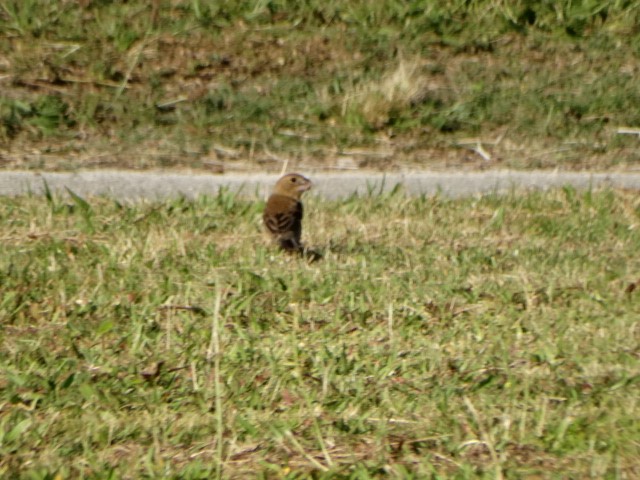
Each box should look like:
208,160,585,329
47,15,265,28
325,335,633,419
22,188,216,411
263,173,312,253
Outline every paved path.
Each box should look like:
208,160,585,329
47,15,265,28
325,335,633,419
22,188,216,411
0,170,639,200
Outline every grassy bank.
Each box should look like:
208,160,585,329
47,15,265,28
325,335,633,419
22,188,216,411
1,187,639,477
2,1,640,170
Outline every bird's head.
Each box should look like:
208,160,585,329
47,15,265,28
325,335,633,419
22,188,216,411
272,173,312,199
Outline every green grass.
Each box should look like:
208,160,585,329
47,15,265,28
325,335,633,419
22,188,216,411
2,0,640,170
1,187,639,478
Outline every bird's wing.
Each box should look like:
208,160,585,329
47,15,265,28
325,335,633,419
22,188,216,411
263,195,303,237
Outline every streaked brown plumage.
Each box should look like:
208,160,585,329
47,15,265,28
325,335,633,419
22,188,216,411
263,173,312,252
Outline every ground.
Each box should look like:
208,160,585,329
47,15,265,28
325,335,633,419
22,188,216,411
1,187,639,478
2,1,640,171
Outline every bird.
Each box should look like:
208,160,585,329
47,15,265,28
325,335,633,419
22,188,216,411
263,173,312,254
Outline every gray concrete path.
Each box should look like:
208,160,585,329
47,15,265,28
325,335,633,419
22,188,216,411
0,170,639,200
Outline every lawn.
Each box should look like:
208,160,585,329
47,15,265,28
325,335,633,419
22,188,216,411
1,186,639,478
2,0,640,170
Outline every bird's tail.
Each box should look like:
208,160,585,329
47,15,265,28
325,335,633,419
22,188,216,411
278,238,302,252
278,240,323,262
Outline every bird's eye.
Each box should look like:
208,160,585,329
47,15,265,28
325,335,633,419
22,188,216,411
291,177,297,182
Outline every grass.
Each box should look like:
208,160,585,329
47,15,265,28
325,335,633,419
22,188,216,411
1,186,639,478
2,0,640,170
